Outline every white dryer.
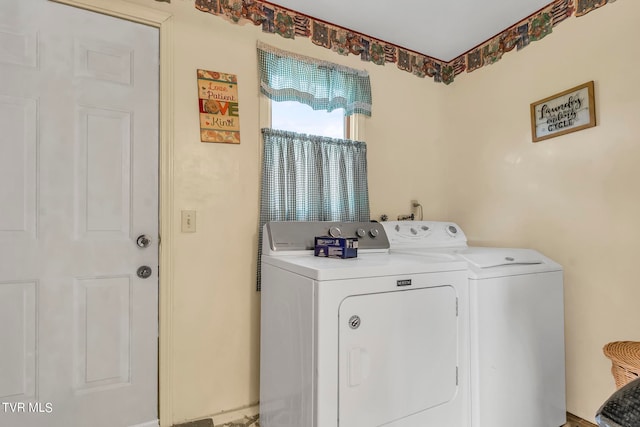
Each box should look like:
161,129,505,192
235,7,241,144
382,221,567,427
259,221,470,427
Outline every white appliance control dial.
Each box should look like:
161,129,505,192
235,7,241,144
446,225,458,236
329,226,342,237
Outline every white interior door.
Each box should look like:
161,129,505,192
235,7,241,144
0,0,159,426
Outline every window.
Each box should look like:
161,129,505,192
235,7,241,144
266,98,366,141
271,101,345,139
256,42,373,289
257,41,371,220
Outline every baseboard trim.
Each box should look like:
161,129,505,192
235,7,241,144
129,420,160,427
567,412,597,427
176,409,595,427
210,404,259,425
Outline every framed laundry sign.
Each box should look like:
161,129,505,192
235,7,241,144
197,69,240,143
530,81,596,142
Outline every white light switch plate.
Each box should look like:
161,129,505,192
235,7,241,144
181,210,196,233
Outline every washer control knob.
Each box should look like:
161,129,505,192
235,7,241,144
329,226,342,238
369,228,380,238
356,228,366,238
447,225,458,236
410,227,418,235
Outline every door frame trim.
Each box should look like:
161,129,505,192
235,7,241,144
48,1,175,426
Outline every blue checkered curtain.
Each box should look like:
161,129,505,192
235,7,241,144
257,41,372,117
257,128,370,290
260,129,370,221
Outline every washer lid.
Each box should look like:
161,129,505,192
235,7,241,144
457,247,543,268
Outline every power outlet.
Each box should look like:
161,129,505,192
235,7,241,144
181,210,196,233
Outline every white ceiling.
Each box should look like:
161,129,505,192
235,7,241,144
269,0,554,61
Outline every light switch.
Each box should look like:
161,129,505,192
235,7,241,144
181,210,196,233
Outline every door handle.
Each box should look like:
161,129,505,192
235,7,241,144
137,266,152,279
136,234,151,248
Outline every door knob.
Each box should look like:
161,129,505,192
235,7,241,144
137,266,152,279
136,234,151,248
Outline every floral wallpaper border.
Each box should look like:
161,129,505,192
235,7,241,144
194,0,618,85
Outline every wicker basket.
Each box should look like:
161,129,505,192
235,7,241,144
603,341,640,389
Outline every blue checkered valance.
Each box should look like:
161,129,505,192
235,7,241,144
257,41,372,116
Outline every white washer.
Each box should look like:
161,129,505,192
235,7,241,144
260,221,470,427
382,221,567,427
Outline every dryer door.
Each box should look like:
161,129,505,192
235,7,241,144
338,285,458,426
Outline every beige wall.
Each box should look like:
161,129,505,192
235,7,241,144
444,0,640,420
109,0,636,424
120,0,448,424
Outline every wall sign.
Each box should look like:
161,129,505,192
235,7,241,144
530,81,596,142
197,69,240,143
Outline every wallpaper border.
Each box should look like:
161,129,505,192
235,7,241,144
194,0,617,85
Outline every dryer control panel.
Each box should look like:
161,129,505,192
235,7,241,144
265,221,389,252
